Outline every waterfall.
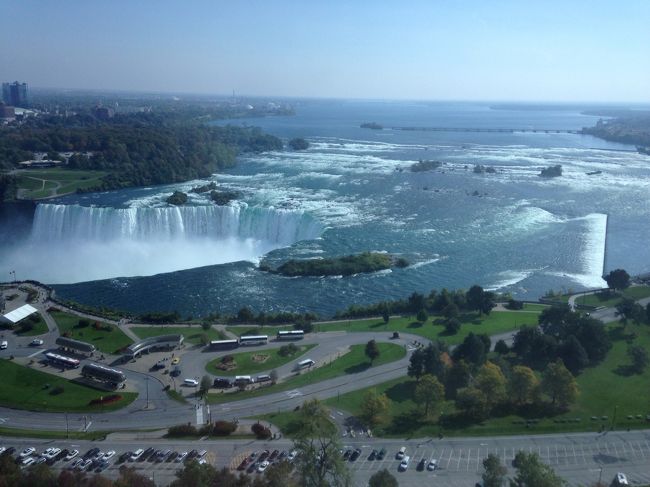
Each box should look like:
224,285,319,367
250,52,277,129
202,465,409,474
31,204,323,245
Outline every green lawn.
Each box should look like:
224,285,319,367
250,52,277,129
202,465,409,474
316,310,539,345
0,360,137,413
131,325,225,345
574,286,650,308
51,311,133,354
16,168,107,199
206,344,317,376
316,321,650,438
207,342,407,405
9,313,49,336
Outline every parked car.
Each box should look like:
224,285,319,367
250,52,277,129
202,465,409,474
129,449,144,462
64,450,79,462
399,456,410,471
287,450,298,461
368,449,378,460
83,448,99,460
614,472,630,486
118,451,131,463
19,448,35,458
257,461,270,473
269,449,279,460
396,446,406,460
102,450,115,461
417,458,426,471
349,448,361,461
68,458,83,470
237,458,249,470
427,458,438,471
77,459,93,471
21,457,35,467
377,448,386,460
176,451,188,463
0,341,7,349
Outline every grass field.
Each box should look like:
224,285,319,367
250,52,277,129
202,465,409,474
0,359,137,413
312,321,650,438
51,311,132,354
316,310,540,345
131,325,225,345
9,313,49,336
207,342,406,405
15,168,107,199
206,344,317,376
573,286,650,308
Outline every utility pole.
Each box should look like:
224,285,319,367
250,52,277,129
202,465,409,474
65,412,69,439
145,377,149,409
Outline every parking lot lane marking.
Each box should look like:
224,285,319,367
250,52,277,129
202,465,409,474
638,440,648,458
475,447,481,472
444,449,453,469
456,449,462,470
465,448,471,471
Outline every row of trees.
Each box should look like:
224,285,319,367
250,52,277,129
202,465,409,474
336,284,496,321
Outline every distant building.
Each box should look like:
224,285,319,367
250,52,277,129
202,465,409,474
92,105,115,120
2,81,28,107
0,102,15,119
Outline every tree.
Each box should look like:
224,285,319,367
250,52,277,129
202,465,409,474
236,307,255,323
455,387,489,420
270,369,279,384
292,399,351,487
382,308,390,324
453,332,489,367
628,345,649,373
414,374,445,417
573,318,611,364
494,339,509,355
442,303,460,320
199,375,212,398
115,466,157,487
368,469,398,487
482,453,507,487
510,451,566,487
604,268,630,291
445,359,471,399
201,321,211,331
615,298,645,326
264,460,299,487
407,348,425,381
541,360,579,409
444,317,461,335
508,365,540,406
416,308,428,323
365,340,380,364
475,362,507,409
558,335,589,375
512,326,558,369
466,285,485,313
360,390,391,428
422,341,448,379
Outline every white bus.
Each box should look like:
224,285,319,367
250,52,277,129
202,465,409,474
239,335,268,346
297,358,315,370
209,339,239,350
277,330,305,341
234,375,254,385
45,352,80,369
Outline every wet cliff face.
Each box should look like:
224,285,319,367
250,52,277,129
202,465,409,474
0,201,36,245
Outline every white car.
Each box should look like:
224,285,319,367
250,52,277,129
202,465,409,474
287,450,298,461
615,472,629,485
399,456,410,471
396,446,406,460
183,378,199,387
129,449,144,462
427,458,438,471
77,459,93,471
29,339,44,347
102,450,116,461
19,447,35,458
64,450,79,461
43,447,61,460
0,447,6,455
21,457,35,467
176,451,188,463
0,341,7,350
257,460,270,473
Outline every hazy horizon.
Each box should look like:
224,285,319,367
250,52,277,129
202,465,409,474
3,0,650,103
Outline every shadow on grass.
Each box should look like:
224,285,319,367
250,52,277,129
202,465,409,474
614,364,639,377
368,321,387,329
383,408,428,437
407,322,423,329
384,380,416,405
345,362,372,374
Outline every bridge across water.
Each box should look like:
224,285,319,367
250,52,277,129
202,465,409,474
392,126,582,134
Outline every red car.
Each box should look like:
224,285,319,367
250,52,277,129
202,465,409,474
237,458,249,471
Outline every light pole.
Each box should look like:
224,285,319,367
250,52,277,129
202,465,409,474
65,412,69,439
145,377,149,409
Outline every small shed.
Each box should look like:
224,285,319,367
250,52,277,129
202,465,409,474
0,304,38,326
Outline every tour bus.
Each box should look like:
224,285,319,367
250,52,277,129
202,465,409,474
276,330,305,341
209,339,239,350
239,335,268,346
45,352,80,369
296,358,315,370
234,375,254,386
256,374,272,383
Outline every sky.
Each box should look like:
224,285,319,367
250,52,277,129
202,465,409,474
1,0,649,102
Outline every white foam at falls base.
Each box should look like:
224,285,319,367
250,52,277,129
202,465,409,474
485,269,538,291
578,213,608,289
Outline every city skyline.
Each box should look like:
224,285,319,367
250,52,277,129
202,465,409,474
2,0,650,102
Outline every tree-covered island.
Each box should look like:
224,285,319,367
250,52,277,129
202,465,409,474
539,164,562,178
260,252,409,277
411,160,442,172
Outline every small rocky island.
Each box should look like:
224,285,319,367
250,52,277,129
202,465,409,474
411,160,442,172
473,164,497,174
539,164,563,178
166,182,239,206
260,252,409,277
360,122,383,130
166,191,188,205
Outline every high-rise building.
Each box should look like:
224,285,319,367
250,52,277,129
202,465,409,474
2,81,29,107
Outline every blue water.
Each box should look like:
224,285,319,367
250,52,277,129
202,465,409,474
4,100,650,317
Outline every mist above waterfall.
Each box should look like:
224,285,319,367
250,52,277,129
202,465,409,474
0,203,323,284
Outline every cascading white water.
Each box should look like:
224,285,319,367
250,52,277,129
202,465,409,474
0,203,323,284
31,204,323,244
